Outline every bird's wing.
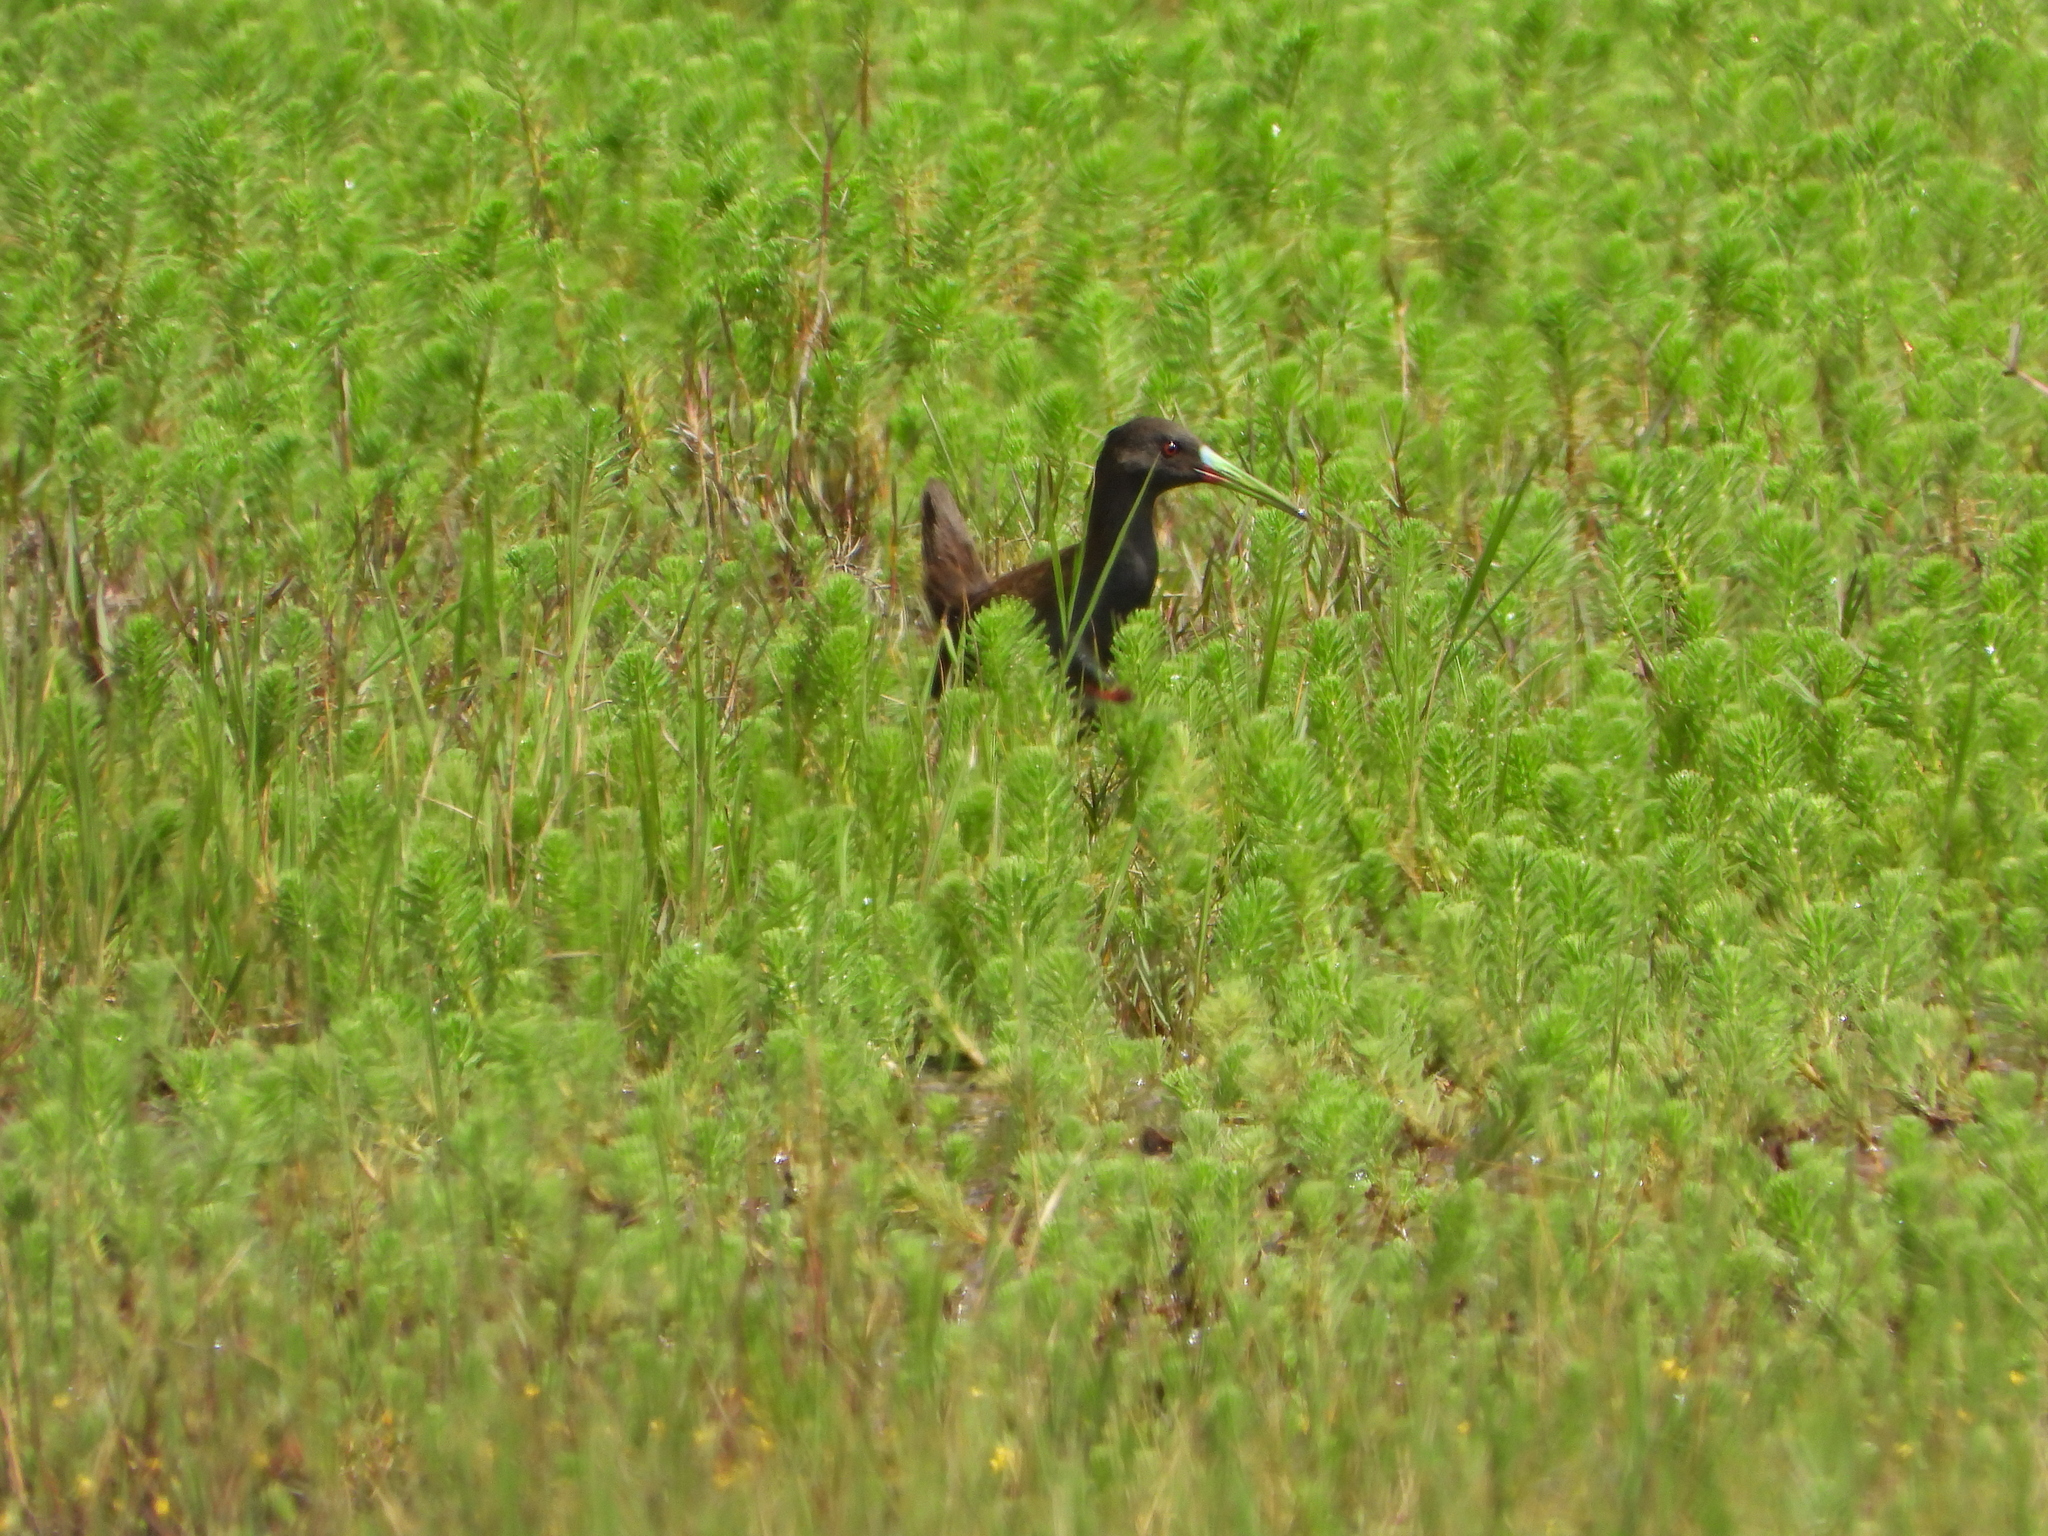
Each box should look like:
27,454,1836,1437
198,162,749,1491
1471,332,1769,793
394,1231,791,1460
974,554,1054,611
920,478,989,622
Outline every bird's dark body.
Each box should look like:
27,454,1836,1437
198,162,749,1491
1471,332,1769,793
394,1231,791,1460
975,526,1158,682
922,417,1228,700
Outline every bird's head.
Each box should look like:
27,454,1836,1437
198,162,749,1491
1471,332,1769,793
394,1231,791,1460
1099,417,1306,519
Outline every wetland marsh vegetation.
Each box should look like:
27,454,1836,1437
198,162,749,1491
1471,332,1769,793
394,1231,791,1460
7,0,2048,1527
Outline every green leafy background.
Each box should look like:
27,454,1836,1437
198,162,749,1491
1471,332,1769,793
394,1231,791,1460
5,0,2048,1528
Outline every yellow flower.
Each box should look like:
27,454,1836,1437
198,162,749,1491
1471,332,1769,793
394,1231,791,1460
51,1395,71,1412
1660,1358,1689,1383
2012,1370,2028,1385
989,1442,1018,1475
74,1476,93,1497
523,1382,541,1399
153,1496,171,1516
1456,1420,1471,1436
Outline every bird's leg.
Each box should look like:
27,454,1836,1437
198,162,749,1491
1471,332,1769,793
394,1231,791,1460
929,614,966,698
1069,626,1132,706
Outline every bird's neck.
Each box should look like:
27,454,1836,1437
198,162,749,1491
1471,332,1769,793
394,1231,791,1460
1081,474,1158,577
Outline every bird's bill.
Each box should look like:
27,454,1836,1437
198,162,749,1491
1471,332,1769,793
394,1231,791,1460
1196,445,1308,520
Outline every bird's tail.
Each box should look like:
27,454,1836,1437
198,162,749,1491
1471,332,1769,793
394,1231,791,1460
921,478,987,695
920,479,986,618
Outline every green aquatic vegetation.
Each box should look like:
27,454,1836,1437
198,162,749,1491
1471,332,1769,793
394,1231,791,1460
7,0,2048,1528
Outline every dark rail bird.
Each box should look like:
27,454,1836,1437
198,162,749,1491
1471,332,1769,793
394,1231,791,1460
922,417,1303,701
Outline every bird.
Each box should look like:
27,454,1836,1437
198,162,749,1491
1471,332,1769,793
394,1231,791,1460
921,417,1304,702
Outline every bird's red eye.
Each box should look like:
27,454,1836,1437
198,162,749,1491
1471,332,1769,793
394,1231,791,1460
1161,440,1181,456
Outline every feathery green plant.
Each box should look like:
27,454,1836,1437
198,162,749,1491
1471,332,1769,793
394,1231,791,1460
7,0,2048,1529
